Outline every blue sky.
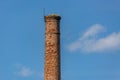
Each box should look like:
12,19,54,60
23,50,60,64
0,0,120,80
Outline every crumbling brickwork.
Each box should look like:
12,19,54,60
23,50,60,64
44,14,61,80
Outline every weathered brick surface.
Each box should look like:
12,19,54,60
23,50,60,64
44,14,61,80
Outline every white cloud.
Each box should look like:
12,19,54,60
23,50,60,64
17,66,34,77
14,64,42,78
68,24,120,53
81,24,105,39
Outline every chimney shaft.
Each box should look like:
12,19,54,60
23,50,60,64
44,14,61,80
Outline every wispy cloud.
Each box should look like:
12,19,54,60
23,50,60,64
67,24,120,53
14,64,34,77
14,64,43,78
81,24,105,39
17,66,34,77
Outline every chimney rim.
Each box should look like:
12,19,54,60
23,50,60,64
44,14,61,20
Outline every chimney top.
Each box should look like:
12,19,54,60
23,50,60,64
44,14,61,21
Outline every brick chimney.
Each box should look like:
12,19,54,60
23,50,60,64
44,14,61,80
